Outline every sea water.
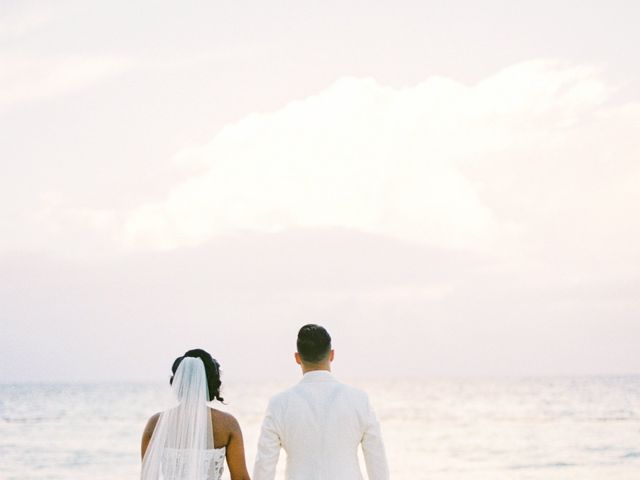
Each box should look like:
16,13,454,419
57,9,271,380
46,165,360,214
1,376,639,479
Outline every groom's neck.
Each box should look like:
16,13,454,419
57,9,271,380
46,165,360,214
300,362,331,374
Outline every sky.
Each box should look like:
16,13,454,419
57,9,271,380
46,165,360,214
1,0,639,382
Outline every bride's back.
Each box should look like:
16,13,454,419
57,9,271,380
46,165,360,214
145,407,234,448
141,352,251,480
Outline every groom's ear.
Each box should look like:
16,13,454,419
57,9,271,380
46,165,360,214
329,349,335,362
294,352,302,365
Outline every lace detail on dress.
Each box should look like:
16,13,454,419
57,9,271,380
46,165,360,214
161,447,226,480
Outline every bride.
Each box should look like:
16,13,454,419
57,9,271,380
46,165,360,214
141,349,251,480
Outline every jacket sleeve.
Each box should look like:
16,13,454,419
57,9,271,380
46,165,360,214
361,394,390,480
253,397,282,480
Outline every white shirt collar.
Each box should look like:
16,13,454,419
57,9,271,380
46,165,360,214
299,370,336,383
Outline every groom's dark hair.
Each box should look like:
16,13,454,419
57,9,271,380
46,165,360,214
297,324,332,363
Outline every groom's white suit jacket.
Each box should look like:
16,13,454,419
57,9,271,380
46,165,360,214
253,370,389,480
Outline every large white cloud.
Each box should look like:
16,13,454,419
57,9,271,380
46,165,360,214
118,59,639,269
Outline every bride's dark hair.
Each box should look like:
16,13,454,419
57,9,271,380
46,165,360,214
170,348,224,402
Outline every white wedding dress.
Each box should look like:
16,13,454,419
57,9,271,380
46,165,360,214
161,447,226,480
142,357,226,480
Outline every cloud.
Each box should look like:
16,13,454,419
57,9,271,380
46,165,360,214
7,59,640,280
0,6,132,112
0,52,132,112
116,59,637,269
0,5,53,38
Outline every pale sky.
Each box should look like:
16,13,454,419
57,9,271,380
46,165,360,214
1,0,639,382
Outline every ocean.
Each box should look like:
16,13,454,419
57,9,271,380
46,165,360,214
1,376,639,479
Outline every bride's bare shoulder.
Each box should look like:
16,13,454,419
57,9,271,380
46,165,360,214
210,409,242,433
145,412,160,426
148,412,161,421
143,412,161,435
141,412,162,457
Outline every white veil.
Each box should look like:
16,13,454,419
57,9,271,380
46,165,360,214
141,356,214,480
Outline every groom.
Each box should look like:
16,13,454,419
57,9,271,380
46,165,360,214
254,324,389,480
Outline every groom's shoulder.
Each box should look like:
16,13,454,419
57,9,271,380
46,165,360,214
339,381,372,403
270,383,300,401
264,384,298,412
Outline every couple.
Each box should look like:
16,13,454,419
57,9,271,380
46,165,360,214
141,324,389,480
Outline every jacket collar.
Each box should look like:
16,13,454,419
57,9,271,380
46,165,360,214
299,370,336,383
